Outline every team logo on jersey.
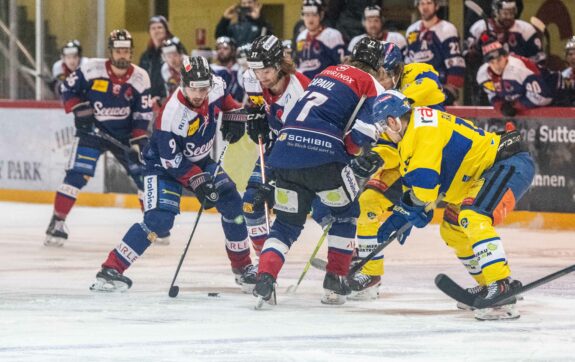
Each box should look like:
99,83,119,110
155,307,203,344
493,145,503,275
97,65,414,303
124,87,133,101
407,31,418,44
187,117,200,136
113,84,122,95
91,79,109,92
483,81,496,92
278,133,287,141
297,40,305,52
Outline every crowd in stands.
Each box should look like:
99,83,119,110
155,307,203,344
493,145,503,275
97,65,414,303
51,0,575,112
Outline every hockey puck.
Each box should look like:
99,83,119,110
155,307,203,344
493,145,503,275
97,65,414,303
207,292,220,297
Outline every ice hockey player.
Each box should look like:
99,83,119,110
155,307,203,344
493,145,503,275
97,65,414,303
348,41,447,300
90,56,258,293
477,38,553,116
252,37,387,306
347,5,407,56
561,36,575,106
211,36,245,102
466,0,545,65
45,30,152,247
238,35,311,257
160,37,185,98
51,40,88,96
296,0,346,80
405,0,465,105
372,90,535,320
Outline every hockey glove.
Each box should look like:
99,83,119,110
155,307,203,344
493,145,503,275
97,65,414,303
500,101,517,117
350,150,384,180
246,105,270,145
377,192,434,245
128,135,148,164
188,172,219,210
72,101,95,132
252,182,275,210
377,213,412,245
220,120,245,144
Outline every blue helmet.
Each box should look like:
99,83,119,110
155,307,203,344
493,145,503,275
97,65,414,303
373,90,411,125
381,41,404,86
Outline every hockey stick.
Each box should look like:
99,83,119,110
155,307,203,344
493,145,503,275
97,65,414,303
258,135,271,231
344,95,367,135
346,193,445,277
89,128,132,153
465,0,489,31
530,16,551,57
286,223,332,294
168,137,231,298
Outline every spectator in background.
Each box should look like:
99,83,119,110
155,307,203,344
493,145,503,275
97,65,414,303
347,5,407,56
325,0,383,43
215,0,272,47
211,36,244,103
559,37,575,106
282,39,294,62
160,37,185,99
140,16,176,103
296,0,346,80
51,40,87,96
466,0,544,65
477,38,552,116
405,0,465,105
236,43,252,101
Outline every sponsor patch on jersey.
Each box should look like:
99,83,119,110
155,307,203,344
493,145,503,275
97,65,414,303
407,31,418,44
413,107,438,128
187,117,200,136
483,81,496,92
249,95,265,106
144,175,157,212
278,133,287,141
91,79,109,92
297,40,305,52
273,187,298,213
317,187,350,208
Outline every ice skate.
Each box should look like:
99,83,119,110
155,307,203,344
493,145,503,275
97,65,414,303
347,272,381,301
253,273,276,309
89,267,133,292
233,264,258,293
155,235,170,245
321,272,351,305
44,215,68,247
457,284,487,311
474,278,522,321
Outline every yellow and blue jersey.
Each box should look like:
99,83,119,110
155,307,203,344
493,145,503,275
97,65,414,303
399,63,445,109
398,107,500,205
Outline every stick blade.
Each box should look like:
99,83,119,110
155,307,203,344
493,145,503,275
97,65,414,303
530,16,546,33
464,0,484,17
168,285,179,298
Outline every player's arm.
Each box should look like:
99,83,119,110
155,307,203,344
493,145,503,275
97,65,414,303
515,73,553,109
155,130,202,184
402,111,443,204
344,96,381,156
61,68,89,112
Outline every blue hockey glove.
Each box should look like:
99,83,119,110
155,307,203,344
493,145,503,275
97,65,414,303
397,192,434,228
377,213,412,245
252,182,275,210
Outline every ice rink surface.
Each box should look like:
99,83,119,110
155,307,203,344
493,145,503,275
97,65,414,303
0,201,574,361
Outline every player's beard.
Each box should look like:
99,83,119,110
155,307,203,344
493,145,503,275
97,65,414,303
112,58,131,69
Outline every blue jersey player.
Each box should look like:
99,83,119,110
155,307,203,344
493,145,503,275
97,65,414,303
253,37,388,306
45,30,153,247
90,56,259,293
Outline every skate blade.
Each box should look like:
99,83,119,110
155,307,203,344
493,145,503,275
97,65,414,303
347,285,380,301
321,290,347,305
240,283,255,294
456,301,475,311
89,278,129,293
44,235,65,247
475,305,520,321
154,237,170,246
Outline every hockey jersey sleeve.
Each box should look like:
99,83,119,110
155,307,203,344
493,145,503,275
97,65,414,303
61,68,90,112
513,72,553,109
131,80,154,138
439,24,465,88
401,109,444,203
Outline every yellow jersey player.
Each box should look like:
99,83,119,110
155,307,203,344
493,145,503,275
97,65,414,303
372,90,534,320
349,41,447,300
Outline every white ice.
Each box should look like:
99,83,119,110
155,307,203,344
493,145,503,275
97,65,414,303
0,201,574,361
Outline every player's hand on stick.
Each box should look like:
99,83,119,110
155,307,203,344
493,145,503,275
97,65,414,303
246,106,270,144
253,182,275,210
189,172,219,210
72,101,95,132
350,150,383,180
220,120,245,144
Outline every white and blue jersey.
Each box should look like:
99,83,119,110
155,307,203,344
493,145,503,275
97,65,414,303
61,58,153,141
242,69,310,139
296,27,347,80
477,54,553,109
144,76,239,185
405,20,465,89
211,63,245,103
269,64,385,169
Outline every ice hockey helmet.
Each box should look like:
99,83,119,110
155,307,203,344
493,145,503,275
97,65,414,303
62,40,82,57
161,37,184,55
565,36,575,53
216,36,237,50
373,90,412,125
181,56,212,88
351,37,386,71
492,0,517,16
247,35,283,69
301,0,324,15
363,5,384,22
108,29,133,49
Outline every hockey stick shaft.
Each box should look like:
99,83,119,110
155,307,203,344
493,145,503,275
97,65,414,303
293,223,331,290
257,135,271,231
344,95,367,135
168,138,231,295
348,193,444,276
